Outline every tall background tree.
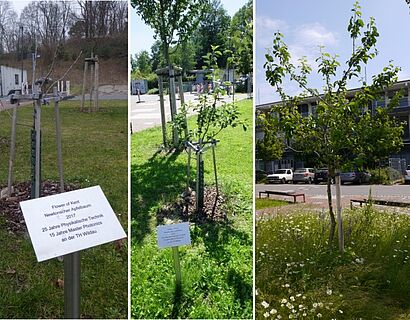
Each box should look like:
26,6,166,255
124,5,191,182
0,1,18,54
228,0,252,84
192,0,230,68
131,0,207,68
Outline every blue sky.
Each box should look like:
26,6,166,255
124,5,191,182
130,0,248,55
255,0,410,105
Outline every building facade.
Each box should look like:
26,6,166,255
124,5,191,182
256,80,410,173
0,65,28,97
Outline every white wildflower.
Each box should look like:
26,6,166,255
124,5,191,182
262,301,269,308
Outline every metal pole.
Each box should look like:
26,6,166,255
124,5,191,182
335,174,344,253
53,87,64,192
64,251,81,319
7,106,17,196
158,75,167,147
172,247,181,291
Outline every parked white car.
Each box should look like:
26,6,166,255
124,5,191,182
293,168,315,184
267,169,293,184
404,166,410,184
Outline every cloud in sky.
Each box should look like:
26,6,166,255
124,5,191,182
256,16,288,49
256,21,339,104
294,22,338,48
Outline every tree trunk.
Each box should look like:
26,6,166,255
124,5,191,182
327,175,336,244
335,173,344,254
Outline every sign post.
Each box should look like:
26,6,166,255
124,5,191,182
157,222,191,289
172,247,182,291
64,252,80,318
19,185,127,318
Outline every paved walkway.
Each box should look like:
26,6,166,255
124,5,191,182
130,92,248,132
256,183,410,216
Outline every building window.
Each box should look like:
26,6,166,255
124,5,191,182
15,74,19,85
298,104,309,117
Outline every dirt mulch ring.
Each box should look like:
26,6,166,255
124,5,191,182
156,186,227,225
0,181,79,234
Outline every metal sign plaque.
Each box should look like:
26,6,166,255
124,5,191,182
157,222,191,249
20,185,126,262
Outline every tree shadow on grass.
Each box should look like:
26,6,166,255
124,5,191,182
190,220,252,306
227,268,253,307
131,149,188,244
191,220,251,263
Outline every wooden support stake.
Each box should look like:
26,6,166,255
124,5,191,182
95,58,99,111
158,76,167,147
89,62,94,112
169,66,178,147
80,61,88,111
34,99,41,198
178,76,188,139
187,148,191,191
212,143,219,196
53,87,64,193
196,140,204,213
7,106,17,196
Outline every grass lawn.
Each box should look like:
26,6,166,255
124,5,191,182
0,100,127,318
256,206,410,319
131,99,253,319
256,198,290,210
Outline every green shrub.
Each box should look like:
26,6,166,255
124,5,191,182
369,167,402,184
235,81,246,93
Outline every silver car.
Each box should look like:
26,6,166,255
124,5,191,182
292,168,315,184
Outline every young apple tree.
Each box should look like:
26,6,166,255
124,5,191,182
264,1,403,252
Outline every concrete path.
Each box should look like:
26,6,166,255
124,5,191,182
130,92,248,132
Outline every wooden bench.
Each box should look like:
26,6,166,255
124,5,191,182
350,198,410,209
259,190,305,203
